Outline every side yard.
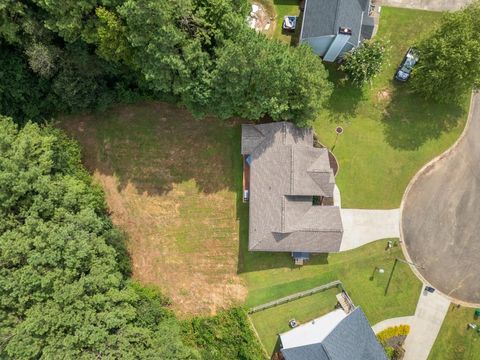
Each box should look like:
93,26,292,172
240,239,422,327
314,7,469,208
249,287,339,354
428,305,480,360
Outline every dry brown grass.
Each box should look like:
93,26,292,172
60,102,247,316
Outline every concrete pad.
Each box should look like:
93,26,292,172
340,209,400,251
403,288,450,360
333,185,341,207
372,316,415,334
380,0,473,11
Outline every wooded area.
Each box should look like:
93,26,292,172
0,116,264,359
0,0,332,126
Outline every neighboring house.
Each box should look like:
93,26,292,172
279,306,388,360
299,0,376,62
241,122,343,261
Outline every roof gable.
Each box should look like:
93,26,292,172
243,122,343,252
301,0,373,47
281,308,388,360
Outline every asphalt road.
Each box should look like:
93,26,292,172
402,94,480,305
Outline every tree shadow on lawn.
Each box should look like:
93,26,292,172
381,82,466,150
61,101,240,196
324,64,366,124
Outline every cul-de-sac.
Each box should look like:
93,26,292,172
1,0,480,359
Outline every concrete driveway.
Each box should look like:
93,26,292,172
340,209,400,251
401,93,480,305
380,0,473,11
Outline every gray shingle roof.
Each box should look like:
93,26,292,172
281,307,388,360
301,0,374,46
241,122,343,253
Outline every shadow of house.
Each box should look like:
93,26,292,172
61,101,239,196
381,83,465,151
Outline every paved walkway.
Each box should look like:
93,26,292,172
380,0,472,11
403,287,450,360
372,316,415,334
339,209,400,251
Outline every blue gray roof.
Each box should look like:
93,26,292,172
301,0,374,46
281,307,388,360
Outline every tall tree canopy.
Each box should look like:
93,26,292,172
0,0,331,126
411,1,480,102
0,117,198,359
0,116,264,359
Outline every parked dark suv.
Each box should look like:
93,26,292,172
395,48,419,82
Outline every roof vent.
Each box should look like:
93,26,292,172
339,27,352,35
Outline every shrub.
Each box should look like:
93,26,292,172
182,308,265,360
377,324,411,345
340,40,387,86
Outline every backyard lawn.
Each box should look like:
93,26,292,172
271,0,302,44
428,305,480,360
60,102,246,316
249,287,339,354
255,0,302,44
240,239,422,327
59,7,466,338
314,7,469,208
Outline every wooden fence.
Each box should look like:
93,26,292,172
248,280,343,314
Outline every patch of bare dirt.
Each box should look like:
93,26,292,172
248,2,275,35
377,88,392,103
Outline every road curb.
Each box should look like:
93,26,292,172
398,91,480,308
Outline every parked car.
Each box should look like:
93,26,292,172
395,48,419,82
282,16,297,31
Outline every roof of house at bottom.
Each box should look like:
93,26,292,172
241,122,343,253
280,307,388,360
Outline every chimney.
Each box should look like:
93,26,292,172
339,27,352,35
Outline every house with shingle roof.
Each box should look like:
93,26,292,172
300,0,377,62
279,307,388,360
241,122,343,260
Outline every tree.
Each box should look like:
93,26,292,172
0,46,53,122
0,117,199,359
339,39,387,86
209,29,332,125
410,2,480,102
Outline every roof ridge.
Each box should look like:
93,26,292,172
333,0,342,34
290,146,295,194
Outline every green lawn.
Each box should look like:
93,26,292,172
249,287,339,354
257,0,301,44
314,7,469,208
429,305,480,360
239,239,422,327
274,0,301,44
61,103,246,316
